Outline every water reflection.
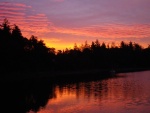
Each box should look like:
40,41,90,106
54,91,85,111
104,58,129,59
1,79,56,113
37,71,150,113
2,71,150,113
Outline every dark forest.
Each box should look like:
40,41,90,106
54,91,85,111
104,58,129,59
0,19,150,77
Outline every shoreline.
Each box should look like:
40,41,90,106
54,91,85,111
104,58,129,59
115,67,150,73
1,67,150,83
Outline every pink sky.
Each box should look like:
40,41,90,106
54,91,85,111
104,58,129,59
0,0,150,50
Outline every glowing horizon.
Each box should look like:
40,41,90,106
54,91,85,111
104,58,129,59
0,0,150,50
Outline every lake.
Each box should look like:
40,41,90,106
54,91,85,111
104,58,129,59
27,70,150,113
2,70,150,113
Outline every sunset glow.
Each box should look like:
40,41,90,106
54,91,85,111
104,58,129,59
0,0,150,50
35,74,150,113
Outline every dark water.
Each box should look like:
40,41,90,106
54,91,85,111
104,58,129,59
2,70,150,113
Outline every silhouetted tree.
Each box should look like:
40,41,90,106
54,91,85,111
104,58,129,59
101,42,106,49
0,19,150,76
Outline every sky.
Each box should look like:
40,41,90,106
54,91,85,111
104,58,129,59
0,0,150,50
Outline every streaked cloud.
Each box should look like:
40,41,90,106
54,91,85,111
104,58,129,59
52,24,150,39
0,2,51,38
54,0,64,2
0,0,150,50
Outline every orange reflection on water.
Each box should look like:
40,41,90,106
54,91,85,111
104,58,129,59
37,82,103,113
37,71,150,113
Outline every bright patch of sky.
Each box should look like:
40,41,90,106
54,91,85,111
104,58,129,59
0,0,150,50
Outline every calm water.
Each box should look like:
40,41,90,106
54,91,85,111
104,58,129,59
2,70,150,113
27,70,150,113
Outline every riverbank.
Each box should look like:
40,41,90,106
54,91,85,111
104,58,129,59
0,69,115,83
1,67,149,83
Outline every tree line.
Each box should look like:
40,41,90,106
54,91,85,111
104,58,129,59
0,19,150,73
0,19,55,72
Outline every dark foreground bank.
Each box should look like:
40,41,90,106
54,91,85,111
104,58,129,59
0,69,113,83
1,67,149,83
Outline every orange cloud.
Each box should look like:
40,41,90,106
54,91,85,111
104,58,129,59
52,24,150,39
0,2,51,38
0,2,31,8
0,2,150,50
44,23,150,50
